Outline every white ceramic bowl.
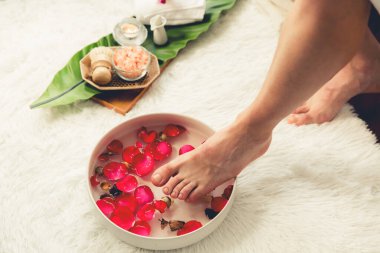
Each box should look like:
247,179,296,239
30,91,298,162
87,113,236,250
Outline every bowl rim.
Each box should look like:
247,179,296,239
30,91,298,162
87,113,237,240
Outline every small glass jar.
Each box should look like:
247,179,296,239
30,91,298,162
113,46,151,81
113,17,148,46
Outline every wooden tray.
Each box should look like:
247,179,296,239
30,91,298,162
92,61,171,115
79,48,160,91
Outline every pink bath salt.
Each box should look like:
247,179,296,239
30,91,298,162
114,47,150,75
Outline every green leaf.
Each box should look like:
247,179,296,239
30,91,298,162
30,0,236,109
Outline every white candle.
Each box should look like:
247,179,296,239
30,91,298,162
121,23,139,38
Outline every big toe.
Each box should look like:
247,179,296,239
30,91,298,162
292,104,310,114
151,163,178,186
288,113,314,126
187,186,209,202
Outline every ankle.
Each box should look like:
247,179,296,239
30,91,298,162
231,115,273,143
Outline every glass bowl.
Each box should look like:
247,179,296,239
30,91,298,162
113,17,148,46
112,46,151,81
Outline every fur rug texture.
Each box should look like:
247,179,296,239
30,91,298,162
1,0,380,252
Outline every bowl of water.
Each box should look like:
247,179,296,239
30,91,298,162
87,113,236,250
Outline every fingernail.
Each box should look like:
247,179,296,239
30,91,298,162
178,193,183,199
163,187,169,194
152,173,162,184
171,192,177,198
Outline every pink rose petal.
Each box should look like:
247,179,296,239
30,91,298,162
110,207,135,230
96,198,115,217
179,144,195,155
129,220,151,236
133,153,155,176
134,185,154,206
154,200,167,213
103,162,128,181
122,146,141,164
115,194,138,213
177,220,202,236
116,175,138,193
107,139,123,154
136,203,155,221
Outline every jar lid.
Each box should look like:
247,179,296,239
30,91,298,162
113,17,148,46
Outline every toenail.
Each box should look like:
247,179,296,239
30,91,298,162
163,187,169,194
152,173,162,184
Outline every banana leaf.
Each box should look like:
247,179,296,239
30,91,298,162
30,0,236,109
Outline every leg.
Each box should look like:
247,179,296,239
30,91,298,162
288,28,380,125
151,0,371,201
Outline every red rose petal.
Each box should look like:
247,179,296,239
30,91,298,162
163,124,180,137
115,194,137,213
103,162,128,181
211,197,228,212
177,125,186,134
144,131,157,143
136,203,156,221
116,175,138,193
179,144,195,155
107,139,123,154
145,141,172,161
96,198,115,217
135,141,143,148
155,141,172,160
154,200,167,213
133,153,155,176
144,142,156,156
134,185,154,206
110,207,135,230
90,175,100,187
122,146,141,164
137,127,157,143
137,127,147,138
97,153,109,162
177,220,202,236
102,197,115,204
129,221,151,236
222,185,234,200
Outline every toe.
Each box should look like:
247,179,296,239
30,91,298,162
293,104,309,114
162,176,182,196
293,113,313,126
287,114,297,124
171,180,189,199
178,182,197,200
187,186,208,202
151,162,179,186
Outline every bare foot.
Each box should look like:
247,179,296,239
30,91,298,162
288,29,380,126
151,122,271,202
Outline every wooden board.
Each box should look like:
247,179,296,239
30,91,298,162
92,61,171,115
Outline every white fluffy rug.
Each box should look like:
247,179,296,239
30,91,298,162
1,0,380,252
